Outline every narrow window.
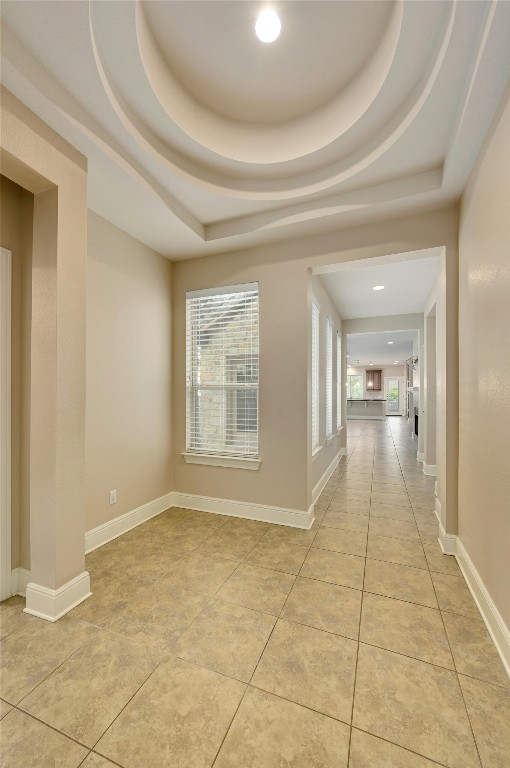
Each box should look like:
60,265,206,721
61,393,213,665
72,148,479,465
336,332,342,431
326,317,333,438
186,283,259,457
311,299,320,451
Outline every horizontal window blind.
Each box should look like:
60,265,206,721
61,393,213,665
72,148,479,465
311,300,320,451
326,317,333,438
186,283,259,457
337,332,342,430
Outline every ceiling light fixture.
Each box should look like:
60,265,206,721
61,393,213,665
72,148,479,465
372,285,385,291
255,8,281,42
394,361,399,364
387,341,394,345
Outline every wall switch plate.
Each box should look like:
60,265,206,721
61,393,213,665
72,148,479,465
109,490,117,505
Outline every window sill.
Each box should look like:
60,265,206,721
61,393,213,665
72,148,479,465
182,452,261,471
326,433,335,447
337,425,344,434
312,445,323,461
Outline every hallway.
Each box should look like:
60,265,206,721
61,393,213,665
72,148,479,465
1,419,509,767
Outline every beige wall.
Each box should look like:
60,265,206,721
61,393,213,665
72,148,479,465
172,209,458,518
1,175,33,570
86,212,173,530
310,276,343,498
458,84,510,629
1,86,88,592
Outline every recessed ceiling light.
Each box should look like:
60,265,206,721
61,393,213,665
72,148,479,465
372,285,385,291
394,361,399,364
387,341,394,345
369,363,374,366
255,8,281,42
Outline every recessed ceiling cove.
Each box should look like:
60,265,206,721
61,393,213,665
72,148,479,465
2,0,510,257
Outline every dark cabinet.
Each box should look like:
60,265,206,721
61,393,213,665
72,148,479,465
366,369,382,391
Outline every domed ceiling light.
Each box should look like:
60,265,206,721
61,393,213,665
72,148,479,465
255,8,281,43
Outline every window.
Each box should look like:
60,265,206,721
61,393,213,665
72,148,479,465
336,333,342,430
347,374,364,399
326,317,333,438
311,299,320,451
186,283,259,457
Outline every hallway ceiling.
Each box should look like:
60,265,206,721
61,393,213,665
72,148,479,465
347,330,417,368
1,1,510,259
318,250,439,319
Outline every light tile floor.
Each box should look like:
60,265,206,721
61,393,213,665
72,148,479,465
1,418,509,767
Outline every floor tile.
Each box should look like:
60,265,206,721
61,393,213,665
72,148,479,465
360,592,454,668
0,709,88,768
364,559,437,608
197,527,263,561
215,564,295,616
370,493,411,509
173,600,276,682
157,552,238,596
327,500,371,516
353,644,480,768
245,539,309,575
95,656,245,768
0,699,13,719
281,576,362,639
431,572,480,619
0,616,98,704
349,728,440,767
20,630,161,747
0,597,33,641
300,548,365,590
423,545,461,576
442,611,509,687
366,534,427,569
313,527,367,557
81,755,119,768
105,584,210,649
214,687,350,768
70,568,149,627
261,524,317,546
369,504,415,521
252,619,357,721
322,511,369,533
459,674,510,768
369,518,420,542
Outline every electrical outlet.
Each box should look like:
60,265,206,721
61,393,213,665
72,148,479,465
109,490,117,505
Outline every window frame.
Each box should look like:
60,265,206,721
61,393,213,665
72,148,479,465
347,373,364,400
183,282,261,470
311,298,320,454
325,316,333,439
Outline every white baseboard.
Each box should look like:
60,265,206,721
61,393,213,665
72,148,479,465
438,522,457,555
456,539,510,680
434,497,441,524
312,450,341,504
85,492,173,553
339,447,347,457
11,567,30,597
24,571,91,623
423,463,437,476
417,452,424,462
172,491,314,530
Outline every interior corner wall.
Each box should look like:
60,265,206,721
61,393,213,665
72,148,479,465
172,252,309,513
86,211,173,531
458,82,510,630
310,276,343,500
0,175,33,571
171,208,458,516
